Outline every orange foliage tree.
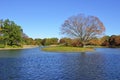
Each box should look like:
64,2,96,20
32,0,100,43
61,14,105,47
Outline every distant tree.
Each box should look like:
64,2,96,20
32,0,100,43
114,35,120,46
2,19,23,46
59,38,72,46
41,38,58,46
71,38,83,47
0,19,38,47
61,14,105,47
108,35,120,47
101,36,110,46
50,38,58,45
41,38,46,46
0,19,4,36
23,38,35,45
45,38,52,45
109,35,116,47
0,20,4,44
88,38,101,46
34,38,42,45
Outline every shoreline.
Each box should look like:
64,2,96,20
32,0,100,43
0,45,39,50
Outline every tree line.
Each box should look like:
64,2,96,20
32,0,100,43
0,19,119,48
0,19,59,48
21,36,120,47
59,35,120,47
0,14,119,48
20,35,120,48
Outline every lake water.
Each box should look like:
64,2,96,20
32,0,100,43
0,47,120,80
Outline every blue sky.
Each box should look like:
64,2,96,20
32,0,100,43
0,0,120,39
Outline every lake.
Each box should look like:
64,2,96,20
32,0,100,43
0,47,120,80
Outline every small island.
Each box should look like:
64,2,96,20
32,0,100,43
42,46,94,52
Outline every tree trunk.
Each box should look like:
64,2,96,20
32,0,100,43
82,42,86,48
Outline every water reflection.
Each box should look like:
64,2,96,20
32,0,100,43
0,50,23,57
0,48,120,80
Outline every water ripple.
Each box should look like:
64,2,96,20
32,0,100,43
0,48,120,80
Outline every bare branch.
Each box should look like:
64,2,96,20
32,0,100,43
61,14,105,45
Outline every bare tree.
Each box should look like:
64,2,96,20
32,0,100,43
61,14,105,47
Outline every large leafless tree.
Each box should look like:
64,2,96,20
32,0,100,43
61,14,105,46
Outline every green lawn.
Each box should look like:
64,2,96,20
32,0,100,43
42,46,94,52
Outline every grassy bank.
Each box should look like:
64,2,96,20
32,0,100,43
42,46,94,52
0,45,38,50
